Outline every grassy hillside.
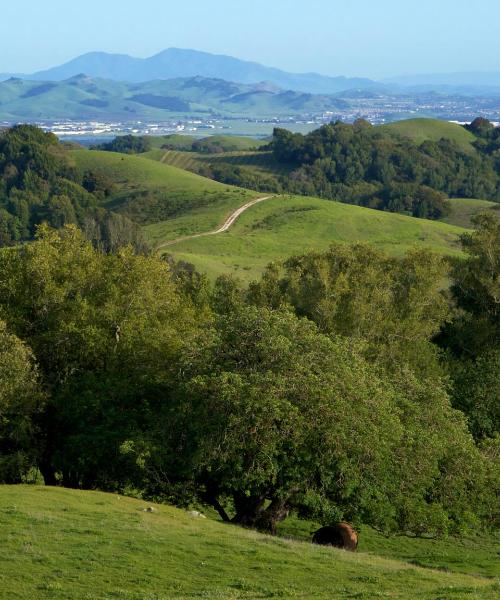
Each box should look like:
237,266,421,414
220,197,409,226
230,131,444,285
72,149,257,227
0,486,498,599
158,195,467,281
381,118,477,153
0,75,348,120
156,148,290,183
443,198,500,228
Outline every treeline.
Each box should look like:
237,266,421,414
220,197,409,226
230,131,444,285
0,125,147,251
0,217,498,536
199,119,500,220
93,134,152,154
94,134,258,156
268,119,500,219
467,116,500,160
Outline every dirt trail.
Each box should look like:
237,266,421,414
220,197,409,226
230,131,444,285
157,195,275,249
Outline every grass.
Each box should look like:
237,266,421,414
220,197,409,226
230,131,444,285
154,149,289,180
72,149,257,226
381,119,477,154
443,198,500,228
0,486,498,599
279,515,500,579
161,195,467,281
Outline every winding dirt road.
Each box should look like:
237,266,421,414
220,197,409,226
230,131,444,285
157,195,275,249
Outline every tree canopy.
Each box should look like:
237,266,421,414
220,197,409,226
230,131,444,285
0,125,146,251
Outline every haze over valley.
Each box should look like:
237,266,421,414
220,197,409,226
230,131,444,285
2,48,500,140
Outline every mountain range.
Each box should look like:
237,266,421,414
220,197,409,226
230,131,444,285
3,48,500,95
0,74,349,120
0,48,380,95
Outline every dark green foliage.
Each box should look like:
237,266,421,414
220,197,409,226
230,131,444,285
200,162,282,193
93,135,152,154
438,215,499,441
0,125,147,251
265,122,500,218
107,187,216,224
162,255,211,309
451,351,499,441
146,305,489,535
82,169,116,198
0,226,195,488
248,243,450,377
466,117,496,138
0,320,45,483
442,214,499,358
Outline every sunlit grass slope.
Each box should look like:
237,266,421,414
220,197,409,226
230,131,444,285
163,195,467,281
72,149,257,226
381,119,477,153
0,486,498,600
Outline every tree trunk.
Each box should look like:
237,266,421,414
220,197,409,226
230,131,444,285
232,494,289,534
202,489,231,523
39,460,57,486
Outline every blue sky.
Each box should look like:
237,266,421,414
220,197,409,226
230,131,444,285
3,0,500,77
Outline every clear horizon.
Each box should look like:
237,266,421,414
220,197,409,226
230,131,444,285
2,0,500,78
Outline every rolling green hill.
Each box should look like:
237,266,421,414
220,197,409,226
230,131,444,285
153,119,480,188
154,195,467,281
155,148,290,186
0,486,498,599
0,75,348,120
72,139,483,283
381,118,477,153
72,149,257,227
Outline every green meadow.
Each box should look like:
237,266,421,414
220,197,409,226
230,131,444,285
72,142,494,283
381,119,478,153
0,486,498,600
72,149,257,227
161,195,467,280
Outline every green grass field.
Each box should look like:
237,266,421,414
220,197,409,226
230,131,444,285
381,119,477,153
443,198,500,228
161,195,467,281
72,149,257,226
1,486,498,599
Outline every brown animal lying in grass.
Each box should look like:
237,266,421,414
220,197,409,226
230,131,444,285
312,523,358,551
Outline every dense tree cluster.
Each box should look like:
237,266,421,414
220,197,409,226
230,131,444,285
0,125,147,251
267,121,500,218
93,135,152,154
0,219,498,536
198,162,282,193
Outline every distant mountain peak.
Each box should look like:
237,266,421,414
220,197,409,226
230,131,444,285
4,48,380,94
